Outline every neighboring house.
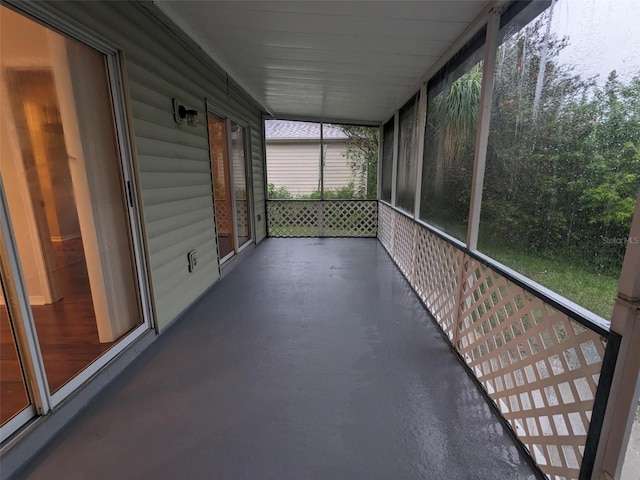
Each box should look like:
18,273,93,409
265,120,357,196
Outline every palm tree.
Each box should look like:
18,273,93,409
428,63,483,199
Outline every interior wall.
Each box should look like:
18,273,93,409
18,1,268,330
0,13,61,305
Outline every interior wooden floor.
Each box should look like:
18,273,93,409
217,235,234,259
1,238,117,425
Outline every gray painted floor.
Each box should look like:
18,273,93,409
17,238,539,480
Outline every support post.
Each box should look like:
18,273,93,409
591,189,640,480
377,124,383,200
319,122,324,200
390,112,399,207
466,7,500,250
413,83,428,220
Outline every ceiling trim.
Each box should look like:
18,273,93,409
265,113,380,127
152,0,273,115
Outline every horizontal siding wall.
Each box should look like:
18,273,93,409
266,143,320,195
324,142,355,191
266,141,356,196
252,122,267,241
40,1,267,330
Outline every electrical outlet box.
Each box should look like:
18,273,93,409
187,250,198,272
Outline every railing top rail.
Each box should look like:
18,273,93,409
267,199,377,203
378,200,612,338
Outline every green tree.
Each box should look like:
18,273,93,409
481,8,640,275
339,125,379,199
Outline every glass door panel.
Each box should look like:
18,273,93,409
0,281,31,426
230,122,251,248
208,114,235,259
0,6,142,394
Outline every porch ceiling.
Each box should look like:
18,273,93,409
153,1,490,124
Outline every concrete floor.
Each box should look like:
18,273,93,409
16,238,540,480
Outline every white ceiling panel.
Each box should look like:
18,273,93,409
155,0,491,123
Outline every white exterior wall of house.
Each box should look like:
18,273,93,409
324,142,357,192
266,140,355,196
265,120,358,197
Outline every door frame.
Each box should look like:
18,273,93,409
0,181,49,441
206,100,255,265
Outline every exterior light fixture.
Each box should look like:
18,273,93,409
173,98,198,127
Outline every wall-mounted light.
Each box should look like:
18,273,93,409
173,98,198,127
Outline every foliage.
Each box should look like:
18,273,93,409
429,63,483,166
268,180,360,200
417,5,639,315
479,13,640,276
268,125,378,201
423,7,640,281
421,63,482,240
268,183,293,199
339,125,379,199
483,245,618,319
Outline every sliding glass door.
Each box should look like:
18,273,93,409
0,4,150,438
230,122,252,249
208,112,253,262
209,114,235,260
0,274,33,436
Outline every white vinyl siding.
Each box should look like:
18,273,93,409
324,142,355,191
266,140,355,196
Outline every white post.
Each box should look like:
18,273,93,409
466,7,501,250
413,83,428,219
592,189,640,480
390,112,399,207
377,124,383,200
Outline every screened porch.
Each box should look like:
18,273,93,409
1,0,639,479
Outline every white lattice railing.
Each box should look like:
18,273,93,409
267,200,377,237
378,202,615,480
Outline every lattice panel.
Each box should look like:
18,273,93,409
456,257,606,480
267,201,377,237
235,200,249,236
377,202,394,252
378,206,611,478
412,227,463,341
392,213,416,283
322,201,377,237
215,200,232,235
267,201,320,237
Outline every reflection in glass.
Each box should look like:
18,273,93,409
231,122,251,248
209,114,235,259
0,6,142,393
420,54,483,241
0,281,31,426
478,0,640,319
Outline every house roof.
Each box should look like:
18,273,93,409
265,120,348,140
